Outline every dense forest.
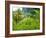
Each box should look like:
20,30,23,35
12,8,40,31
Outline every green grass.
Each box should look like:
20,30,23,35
13,17,40,31
12,8,40,31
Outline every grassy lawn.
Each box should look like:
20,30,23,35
13,17,40,31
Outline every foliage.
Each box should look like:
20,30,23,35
12,8,40,31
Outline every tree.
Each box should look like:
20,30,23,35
13,8,24,24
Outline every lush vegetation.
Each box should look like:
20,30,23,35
12,8,40,31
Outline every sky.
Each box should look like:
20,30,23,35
12,7,22,11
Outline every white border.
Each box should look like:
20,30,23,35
10,4,43,34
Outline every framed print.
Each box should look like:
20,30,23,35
5,1,45,37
